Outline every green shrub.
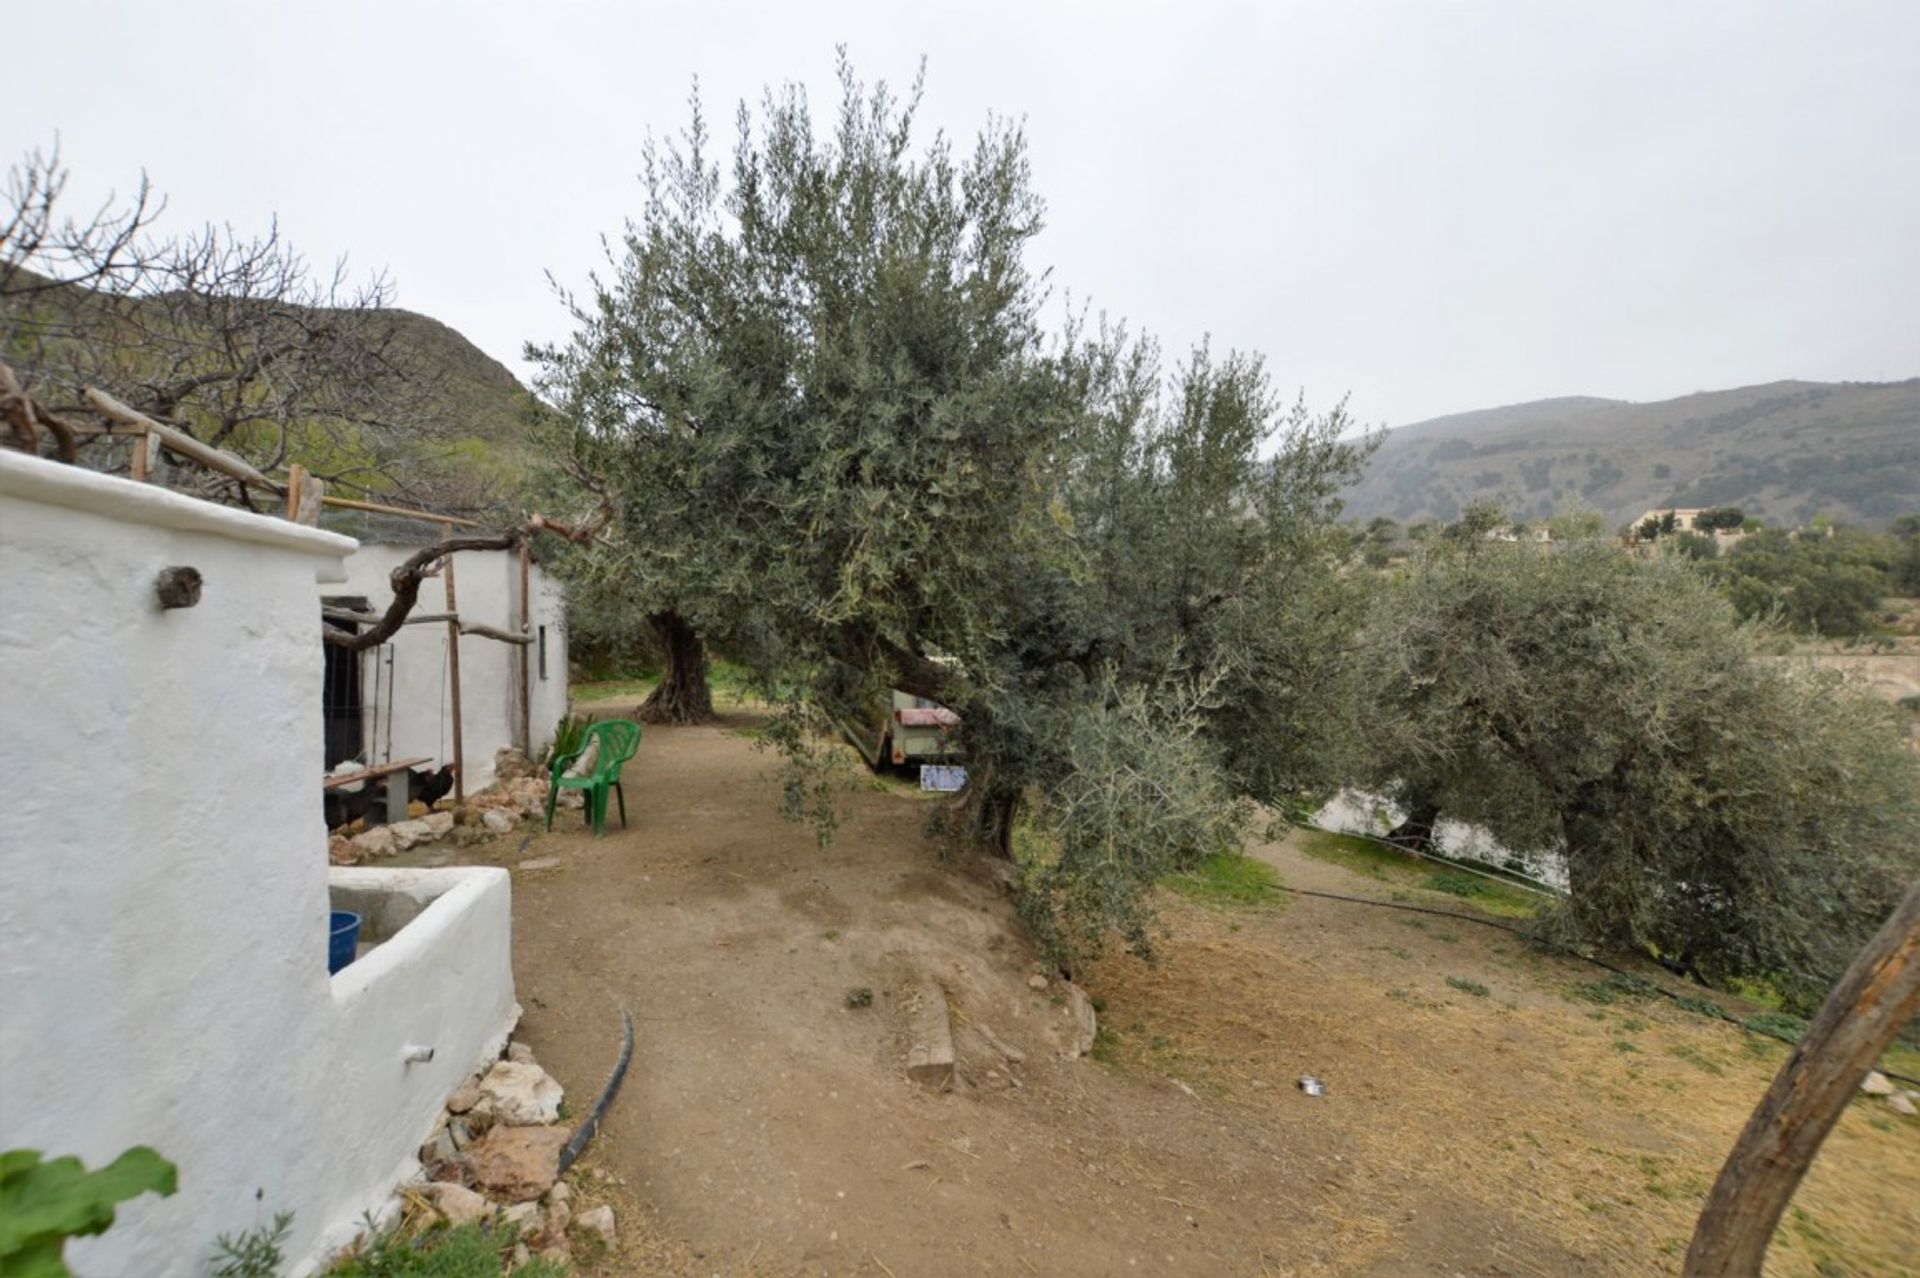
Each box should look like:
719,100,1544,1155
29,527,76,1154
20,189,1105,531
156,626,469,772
326,1223,567,1278
1743,1011,1810,1043
0,1146,177,1278
1445,976,1490,997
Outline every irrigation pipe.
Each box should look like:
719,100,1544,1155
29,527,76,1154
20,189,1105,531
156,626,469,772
1274,883,1920,1090
557,1008,635,1175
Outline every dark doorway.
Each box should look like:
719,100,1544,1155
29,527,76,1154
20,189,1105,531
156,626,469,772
322,596,368,767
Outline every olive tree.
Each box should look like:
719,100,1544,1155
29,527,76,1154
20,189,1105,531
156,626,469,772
1356,541,1920,1003
539,58,1371,963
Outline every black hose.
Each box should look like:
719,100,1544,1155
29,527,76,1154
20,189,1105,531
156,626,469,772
1277,884,1920,1090
557,1009,635,1175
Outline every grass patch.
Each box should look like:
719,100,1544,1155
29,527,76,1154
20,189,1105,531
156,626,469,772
325,1223,563,1277
1168,852,1287,909
1666,1043,1726,1076
1573,972,1660,1005
1743,1011,1809,1043
1445,976,1490,998
1296,831,1541,919
574,658,757,706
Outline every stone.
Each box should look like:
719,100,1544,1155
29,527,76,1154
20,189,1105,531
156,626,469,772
423,811,455,837
510,1242,531,1267
464,1125,570,1201
546,1180,570,1204
478,1059,564,1125
519,857,562,872
448,1117,476,1150
419,1181,492,1228
1060,980,1098,1059
482,807,520,834
575,1204,616,1248
501,1201,543,1232
906,981,955,1089
1890,1093,1918,1117
419,1126,458,1167
351,826,396,858
1026,974,1048,992
544,1197,572,1236
447,1081,483,1114
1860,1070,1895,1096
384,817,430,844
495,746,539,781
328,834,360,866
508,1041,538,1065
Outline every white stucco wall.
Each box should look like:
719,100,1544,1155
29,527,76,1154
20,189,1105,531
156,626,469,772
328,544,569,791
0,453,517,1277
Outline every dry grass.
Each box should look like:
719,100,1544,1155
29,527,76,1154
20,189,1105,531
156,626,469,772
1082,832,1920,1276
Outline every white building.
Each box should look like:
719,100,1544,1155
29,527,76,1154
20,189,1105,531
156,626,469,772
0,451,519,1276
320,532,570,794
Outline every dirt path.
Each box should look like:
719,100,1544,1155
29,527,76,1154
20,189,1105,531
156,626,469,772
447,708,1917,1276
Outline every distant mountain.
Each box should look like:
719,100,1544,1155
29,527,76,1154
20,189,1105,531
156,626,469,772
1341,379,1920,528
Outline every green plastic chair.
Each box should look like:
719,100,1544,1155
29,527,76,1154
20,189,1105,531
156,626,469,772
545,719,641,836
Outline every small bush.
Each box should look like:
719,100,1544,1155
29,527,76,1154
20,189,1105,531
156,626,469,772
844,986,874,1009
1445,976,1490,998
212,1212,294,1278
1743,1011,1810,1043
325,1222,566,1277
1574,972,1659,1005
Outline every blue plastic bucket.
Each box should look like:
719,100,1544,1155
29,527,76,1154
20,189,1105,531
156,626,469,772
328,910,362,974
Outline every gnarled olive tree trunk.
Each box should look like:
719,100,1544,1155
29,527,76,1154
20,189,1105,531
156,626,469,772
639,610,714,724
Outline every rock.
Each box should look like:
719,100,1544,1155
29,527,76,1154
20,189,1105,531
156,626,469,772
351,826,396,858
1026,974,1048,992
496,746,539,781
478,1059,564,1125
510,1242,531,1267
519,856,562,872
464,1125,570,1200
1060,980,1098,1059
419,1126,458,1168
1860,1070,1896,1096
447,1081,483,1114
1890,1093,1918,1117
448,1117,477,1150
328,834,360,866
508,1041,538,1065
906,981,956,1089
482,807,520,834
423,811,455,838
576,1204,616,1248
384,817,430,844
544,1197,572,1236
546,1180,571,1204
501,1201,543,1233
419,1181,493,1227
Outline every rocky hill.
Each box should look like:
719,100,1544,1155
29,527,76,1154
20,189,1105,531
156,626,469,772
1342,379,1920,528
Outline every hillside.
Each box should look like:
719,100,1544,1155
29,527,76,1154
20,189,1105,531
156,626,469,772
1342,379,1920,528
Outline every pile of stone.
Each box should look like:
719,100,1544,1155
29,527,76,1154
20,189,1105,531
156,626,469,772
1860,1070,1920,1117
410,1039,616,1267
328,749,581,865
329,810,456,866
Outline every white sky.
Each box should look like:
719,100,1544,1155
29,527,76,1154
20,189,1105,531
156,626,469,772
8,1,1917,429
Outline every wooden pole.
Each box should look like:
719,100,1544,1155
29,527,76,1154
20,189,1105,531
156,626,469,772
444,554,465,803
130,428,152,483
518,541,533,753
1684,876,1920,1275
316,493,482,528
85,388,275,490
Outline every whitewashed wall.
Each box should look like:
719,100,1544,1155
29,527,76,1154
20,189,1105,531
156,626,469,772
0,453,517,1277
328,544,568,790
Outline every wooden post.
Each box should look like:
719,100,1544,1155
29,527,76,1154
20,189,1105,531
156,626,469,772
444,553,465,803
1684,876,1920,1275
130,428,152,483
284,464,324,525
518,541,533,753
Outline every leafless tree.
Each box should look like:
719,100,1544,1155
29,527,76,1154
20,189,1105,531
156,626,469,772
1,142,486,510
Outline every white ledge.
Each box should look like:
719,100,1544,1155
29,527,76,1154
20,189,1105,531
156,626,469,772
0,450,358,560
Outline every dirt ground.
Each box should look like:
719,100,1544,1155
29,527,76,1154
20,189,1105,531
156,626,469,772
435,703,1918,1277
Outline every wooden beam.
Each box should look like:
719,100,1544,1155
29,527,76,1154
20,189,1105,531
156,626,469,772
444,554,465,803
1684,875,1920,1275
315,493,483,528
84,388,276,490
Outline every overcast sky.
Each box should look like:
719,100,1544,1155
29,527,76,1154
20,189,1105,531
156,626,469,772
9,1,1917,429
